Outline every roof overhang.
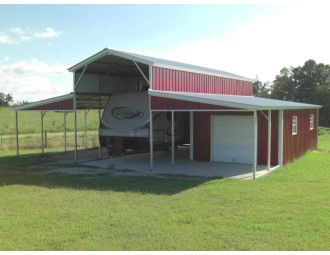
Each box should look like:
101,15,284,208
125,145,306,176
12,94,74,112
149,90,322,111
68,48,152,76
11,93,109,112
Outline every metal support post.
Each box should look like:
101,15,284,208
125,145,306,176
267,110,272,171
253,110,258,179
150,110,153,170
171,111,175,165
278,110,284,166
98,95,102,158
74,93,77,162
64,112,68,152
190,111,194,160
41,111,46,154
15,111,19,157
84,109,87,149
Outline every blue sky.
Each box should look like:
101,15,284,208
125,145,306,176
1,4,329,102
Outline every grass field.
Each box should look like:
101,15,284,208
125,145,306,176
0,107,100,151
0,131,329,250
0,107,100,135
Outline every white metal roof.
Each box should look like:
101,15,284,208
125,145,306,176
68,48,254,83
149,90,322,110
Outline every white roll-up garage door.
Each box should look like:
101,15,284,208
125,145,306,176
211,115,254,164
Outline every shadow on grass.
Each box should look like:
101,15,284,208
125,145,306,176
0,154,222,195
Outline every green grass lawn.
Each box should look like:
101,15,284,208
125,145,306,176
0,133,329,250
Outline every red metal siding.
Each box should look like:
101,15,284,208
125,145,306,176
257,110,279,166
193,112,211,161
194,110,280,164
193,112,253,162
152,67,253,95
283,109,318,164
28,99,73,111
151,96,239,111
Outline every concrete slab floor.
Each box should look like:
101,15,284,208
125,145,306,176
83,147,276,180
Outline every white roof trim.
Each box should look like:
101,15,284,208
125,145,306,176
68,48,153,72
68,48,254,83
149,90,322,110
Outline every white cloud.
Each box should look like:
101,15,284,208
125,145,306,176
33,27,62,39
10,27,32,42
0,59,71,102
147,4,330,83
0,59,67,76
0,33,16,44
0,27,62,44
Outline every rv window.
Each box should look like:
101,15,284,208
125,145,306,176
167,112,177,121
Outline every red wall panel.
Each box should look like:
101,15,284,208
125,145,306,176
193,112,253,162
283,109,318,164
151,96,239,111
257,110,279,166
193,110,281,165
152,67,253,96
28,99,73,111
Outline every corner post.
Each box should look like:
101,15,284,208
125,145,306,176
253,110,258,179
150,110,153,170
278,110,284,166
15,111,19,157
267,110,272,171
171,111,175,165
41,111,45,154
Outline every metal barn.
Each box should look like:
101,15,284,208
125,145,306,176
13,48,321,179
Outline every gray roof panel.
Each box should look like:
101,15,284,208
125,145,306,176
149,90,322,110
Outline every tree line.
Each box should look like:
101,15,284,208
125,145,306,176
0,93,13,107
254,59,330,127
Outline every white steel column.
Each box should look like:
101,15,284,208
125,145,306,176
267,110,272,171
41,111,46,154
84,109,89,149
149,110,153,170
73,93,78,162
278,110,284,166
98,95,102,158
253,110,258,179
190,111,194,161
73,67,87,162
64,112,68,152
15,111,19,157
171,111,175,165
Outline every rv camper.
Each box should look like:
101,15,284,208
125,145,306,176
99,91,189,155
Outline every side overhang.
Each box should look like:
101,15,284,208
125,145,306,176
11,93,109,159
148,89,322,179
11,94,109,112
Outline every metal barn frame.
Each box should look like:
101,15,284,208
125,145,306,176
12,48,322,179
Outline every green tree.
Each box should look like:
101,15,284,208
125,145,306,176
253,80,270,97
270,67,296,101
0,92,14,107
270,59,330,126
